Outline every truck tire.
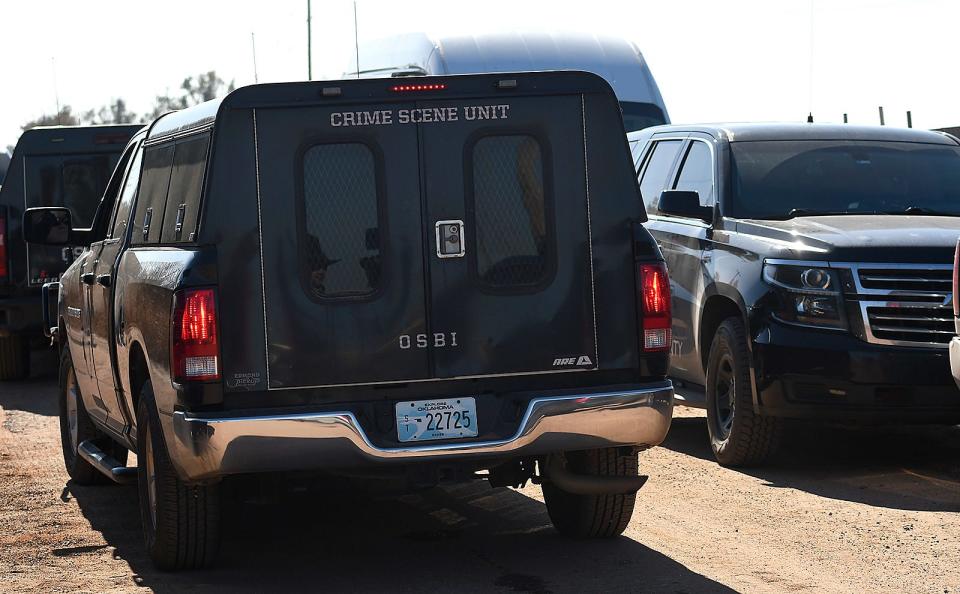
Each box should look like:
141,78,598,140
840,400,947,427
0,335,30,381
542,448,638,538
59,347,126,485
136,381,220,570
705,317,782,466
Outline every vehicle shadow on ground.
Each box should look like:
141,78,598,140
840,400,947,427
663,416,960,512
0,348,59,418
70,476,734,593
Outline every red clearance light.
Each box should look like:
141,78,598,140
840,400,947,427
639,263,672,352
390,83,447,92
171,288,220,382
0,212,7,281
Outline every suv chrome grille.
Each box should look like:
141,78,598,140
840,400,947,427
851,264,953,348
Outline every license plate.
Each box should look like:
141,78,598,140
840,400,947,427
396,397,478,443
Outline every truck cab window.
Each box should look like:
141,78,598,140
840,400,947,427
638,139,682,214
673,140,714,207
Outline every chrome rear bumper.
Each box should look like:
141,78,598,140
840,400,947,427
165,382,674,482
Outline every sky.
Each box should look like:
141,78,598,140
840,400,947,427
3,0,958,149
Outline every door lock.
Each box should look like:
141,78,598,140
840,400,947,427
435,220,465,258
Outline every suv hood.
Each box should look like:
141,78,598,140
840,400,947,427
734,215,960,262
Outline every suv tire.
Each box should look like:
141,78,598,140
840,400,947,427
705,317,782,466
59,347,126,485
0,335,29,381
137,380,220,570
542,448,638,538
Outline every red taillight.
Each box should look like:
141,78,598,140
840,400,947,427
390,83,447,92
0,211,8,281
953,240,959,318
639,263,671,352
171,288,220,382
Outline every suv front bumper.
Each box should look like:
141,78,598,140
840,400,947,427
164,382,675,483
753,321,960,421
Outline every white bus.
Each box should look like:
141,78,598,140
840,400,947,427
342,31,670,132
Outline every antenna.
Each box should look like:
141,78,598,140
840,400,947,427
878,106,885,126
51,57,61,125
251,32,259,83
807,0,815,119
906,110,913,128
307,0,312,81
354,1,360,79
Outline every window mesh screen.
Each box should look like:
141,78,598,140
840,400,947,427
300,143,381,298
472,135,548,288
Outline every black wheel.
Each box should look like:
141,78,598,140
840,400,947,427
542,448,638,538
59,347,126,485
705,317,782,466
0,334,30,381
137,380,220,570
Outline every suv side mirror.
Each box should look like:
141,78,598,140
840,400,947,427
22,207,74,246
658,190,713,223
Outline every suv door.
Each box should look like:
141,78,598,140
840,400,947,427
643,136,717,384
86,140,143,430
418,95,594,378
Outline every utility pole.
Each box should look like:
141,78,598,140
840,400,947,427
307,0,312,81
251,32,259,83
354,1,360,79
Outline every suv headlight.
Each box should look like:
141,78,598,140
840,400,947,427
762,262,847,330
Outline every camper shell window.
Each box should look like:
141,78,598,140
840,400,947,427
297,141,384,300
24,153,119,227
468,133,554,291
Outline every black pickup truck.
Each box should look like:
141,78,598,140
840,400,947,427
25,72,675,569
628,123,960,466
0,125,141,379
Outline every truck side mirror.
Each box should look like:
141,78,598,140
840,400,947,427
658,190,713,223
22,207,73,246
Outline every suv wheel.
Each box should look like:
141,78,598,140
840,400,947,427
59,347,126,484
542,448,638,538
705,317,782,466
0,335,30,381
136,380,220,570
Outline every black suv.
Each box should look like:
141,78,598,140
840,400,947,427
0,125,141,379
25,72,675,569
628,123,960,466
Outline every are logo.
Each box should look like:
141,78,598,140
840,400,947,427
552,355,594,367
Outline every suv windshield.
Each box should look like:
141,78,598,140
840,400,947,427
730,140,960,219
620,101,667,133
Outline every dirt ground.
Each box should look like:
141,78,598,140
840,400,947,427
1,349,958,593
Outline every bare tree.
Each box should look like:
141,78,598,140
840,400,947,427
82,99,139,125
21,106,79,130
148,70,235,120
